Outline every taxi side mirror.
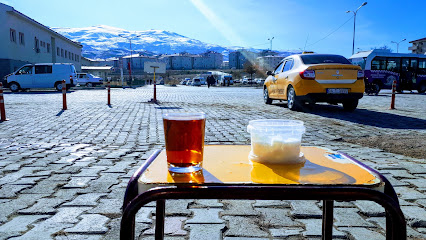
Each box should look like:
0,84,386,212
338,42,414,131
266,71,273,75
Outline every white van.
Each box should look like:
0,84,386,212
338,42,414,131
76,73,103,87
5,63,77,92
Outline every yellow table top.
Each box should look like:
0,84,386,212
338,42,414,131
138,145,381,191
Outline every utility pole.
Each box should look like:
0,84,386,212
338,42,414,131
347,2,367,55
391,39,406,53
119,33,141,83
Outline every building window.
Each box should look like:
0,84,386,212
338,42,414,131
47,43,50,53
76,55,79,62
19,32,24,45
10,29,16,43
34,37,39,53
57,47,60,56
61,49,64,57
71,53,74,61
65,50,67,58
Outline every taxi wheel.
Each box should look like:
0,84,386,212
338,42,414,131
287,86,300,111
264,88,272,104
342,99,358,112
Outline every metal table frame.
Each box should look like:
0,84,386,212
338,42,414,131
121,149,406,240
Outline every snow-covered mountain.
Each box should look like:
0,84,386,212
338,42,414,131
52,25,299,60
52,25,233,60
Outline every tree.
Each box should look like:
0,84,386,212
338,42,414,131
243,61,257,80
371,45,393,52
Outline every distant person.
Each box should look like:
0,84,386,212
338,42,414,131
207,75,212,88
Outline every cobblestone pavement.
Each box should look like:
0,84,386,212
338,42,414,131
0,85,425,240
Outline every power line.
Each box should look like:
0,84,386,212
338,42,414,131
306,15,354,48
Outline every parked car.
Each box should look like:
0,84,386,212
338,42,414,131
199,77,206,85
186,80,193,86
263,54,364,111
242,77,248,84
76,73,103,87
5,63,77,92
180,79,187,85
256,78,265,85
192,78,202,86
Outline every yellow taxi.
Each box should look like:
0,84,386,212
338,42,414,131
264,54,365,111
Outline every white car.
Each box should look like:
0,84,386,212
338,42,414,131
5,63,77,92
76,73,103,87
186,80,193,86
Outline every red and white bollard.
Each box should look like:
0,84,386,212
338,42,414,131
0,82,7,121
62,80,67,110
107,80,111,105
390,80,396,110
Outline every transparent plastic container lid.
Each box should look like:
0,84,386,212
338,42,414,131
247,119,305,133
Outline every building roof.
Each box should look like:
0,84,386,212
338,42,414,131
409,37,426,43
2,3,82,48
82,66,113,70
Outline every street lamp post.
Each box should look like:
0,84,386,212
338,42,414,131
391,39,406,53
347,2,367,55
268,37,274,51
119,34,141,82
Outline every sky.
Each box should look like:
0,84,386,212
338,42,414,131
2,0,425,57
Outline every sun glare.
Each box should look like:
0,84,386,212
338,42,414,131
190,0,246,47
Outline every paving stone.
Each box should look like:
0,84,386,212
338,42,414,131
18,197,64,215
299,219,347,238
78,173,122,193
0,184,31,198
74,166,107,177
143,217,187,236
256,208,301,227
222,216,269,238
367,217,425,239
354,200,385,217
403,178,426,189
189,199,223,208
395,186,426,201
290,200,322,219
55,234,103,240
65,214,109,234
221,200,259,216
62,193,106,207
253,200,291,208
385,170,416,179
88,198,122,217
334,208,375,227
339,227,384,240
165,199,192,215
269,227,304,238
186,208,224,224
135,207,155,223
185,224,226,240
0,215,49,238
400,205,426,227
63,177,96,188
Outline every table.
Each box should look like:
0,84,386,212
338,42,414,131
121,145,406,240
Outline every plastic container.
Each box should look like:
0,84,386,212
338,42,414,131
247,119,306,164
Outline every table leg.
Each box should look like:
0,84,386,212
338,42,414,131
322,200,334,240
155,199,166,240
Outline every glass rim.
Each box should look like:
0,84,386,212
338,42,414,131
162,112,206,120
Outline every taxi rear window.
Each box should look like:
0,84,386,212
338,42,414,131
301,55,351,65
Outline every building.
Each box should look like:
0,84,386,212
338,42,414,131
409,38,426,54
0,3,83,81
158,51,223,70
257,55,284,71
229,50,258,69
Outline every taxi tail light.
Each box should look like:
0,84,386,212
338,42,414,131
357,70,364,79
299,70,315,80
